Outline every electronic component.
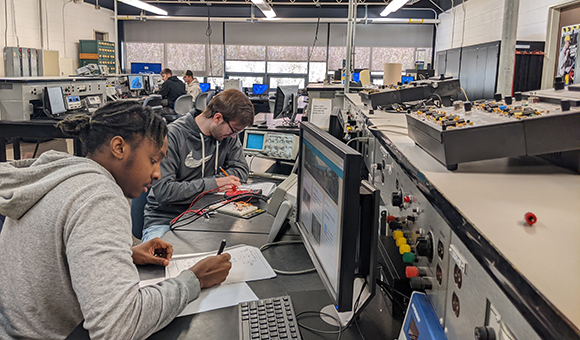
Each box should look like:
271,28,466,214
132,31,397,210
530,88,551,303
65,95,82,110
243,130,299,160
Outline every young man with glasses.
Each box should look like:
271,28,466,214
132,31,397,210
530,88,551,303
142,89,255,241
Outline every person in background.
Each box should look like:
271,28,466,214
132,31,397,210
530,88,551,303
183,70,202,100
159,68,187,108
142,89,255,242
0,101,231,340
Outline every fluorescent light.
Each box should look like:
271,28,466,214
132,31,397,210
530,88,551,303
118,0,168,16
380,0,409,17
251,0,277,19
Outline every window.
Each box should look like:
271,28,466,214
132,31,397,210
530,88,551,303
94,31,108,41
308,47,327,62
226,61,266,73
207,77,224,89
125,43,164,68
267,46,308,61
167,44,206,72
267,62,308,74
229,76,264,88
309,62,326,82
209,45,224,77
371,47,416,71
270,77,305,89
354,47,371,70
328,47,347,71
226,45,266,60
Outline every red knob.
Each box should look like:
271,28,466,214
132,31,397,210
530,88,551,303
404,196,411,203
386,215,397,223
524,212,537,226
406,266,419,278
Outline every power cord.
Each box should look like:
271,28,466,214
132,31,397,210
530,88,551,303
260,241,316,275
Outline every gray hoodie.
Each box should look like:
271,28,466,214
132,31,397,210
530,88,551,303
144,113,249,228
0,151,200,340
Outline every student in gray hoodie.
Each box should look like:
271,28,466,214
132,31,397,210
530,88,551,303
0,101,231,340
143,89,255,241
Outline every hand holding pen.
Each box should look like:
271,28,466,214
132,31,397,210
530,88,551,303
215,167,241,191
188,239,231,288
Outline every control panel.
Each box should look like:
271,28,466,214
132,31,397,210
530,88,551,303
65,95,82,110
243,129,299,161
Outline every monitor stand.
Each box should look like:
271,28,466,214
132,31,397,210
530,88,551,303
319,278,373,328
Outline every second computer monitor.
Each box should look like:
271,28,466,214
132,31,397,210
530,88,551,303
273,85,299,120
296,122,365,312
199,83,211,93
253,84,269,96
128,75,145,91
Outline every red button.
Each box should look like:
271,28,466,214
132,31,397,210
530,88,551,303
386,215,397,222
406,266,419,278
404,196,411,203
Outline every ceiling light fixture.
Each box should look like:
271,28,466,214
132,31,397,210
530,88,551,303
380,0,409,17
118,0,168,16
251,0,277,19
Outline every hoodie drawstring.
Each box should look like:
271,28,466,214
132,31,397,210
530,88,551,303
200,133,220,177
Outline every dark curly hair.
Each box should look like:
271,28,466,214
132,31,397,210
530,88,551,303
56,101,167,156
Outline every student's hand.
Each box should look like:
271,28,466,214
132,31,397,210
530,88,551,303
131,238,174,267
215,176,241,192
189,253,232,288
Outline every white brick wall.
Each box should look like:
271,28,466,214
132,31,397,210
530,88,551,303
435,0,505,52
1,0,116,76
436,0,568,53
517,0,564,41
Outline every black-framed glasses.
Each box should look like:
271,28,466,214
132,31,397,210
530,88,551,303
223,117,243,136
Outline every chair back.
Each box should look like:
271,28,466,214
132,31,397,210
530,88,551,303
130,189,150,239
194,91,215,116
143,94,163,108
173,94,194,115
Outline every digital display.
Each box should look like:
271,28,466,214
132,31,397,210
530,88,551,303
67,96,80,103
402,76,415,84
46,87,66,115
128,75,145,91
352,72,360,83
200,83,211,93
246,133,265,151
253,84,269,95
299,133,345,293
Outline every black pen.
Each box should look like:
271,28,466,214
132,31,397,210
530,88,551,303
217,239,227,255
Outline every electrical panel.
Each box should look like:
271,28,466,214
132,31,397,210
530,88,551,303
79,40,116,74
4,47,43,77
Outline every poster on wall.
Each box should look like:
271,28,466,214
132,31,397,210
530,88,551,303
558,24,579,85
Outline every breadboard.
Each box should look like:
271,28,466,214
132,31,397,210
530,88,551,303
214,202,259,218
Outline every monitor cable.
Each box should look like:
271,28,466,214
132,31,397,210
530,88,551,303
259,241,316,275
294,279,369,340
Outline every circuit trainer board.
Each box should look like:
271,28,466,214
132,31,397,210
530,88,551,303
405,99,580,170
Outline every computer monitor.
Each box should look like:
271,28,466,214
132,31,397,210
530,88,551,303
128,75,145,91
253,84,269,96
44,86,67,116
199,83,211,93
273,85,299,121
352,72,360,83
296,122,378,321
402,75,415,84
130,62,162,75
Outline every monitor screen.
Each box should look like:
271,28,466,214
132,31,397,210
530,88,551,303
352,72,360,83
273,85,299,120
402,75,414,84
128,75,145,91
296,122,363,312
253,84,269,95
130,62,162,75
45,86,66,115
199,83,211,93
245,132,266,151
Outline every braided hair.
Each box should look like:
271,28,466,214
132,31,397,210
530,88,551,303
56,101,167,156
